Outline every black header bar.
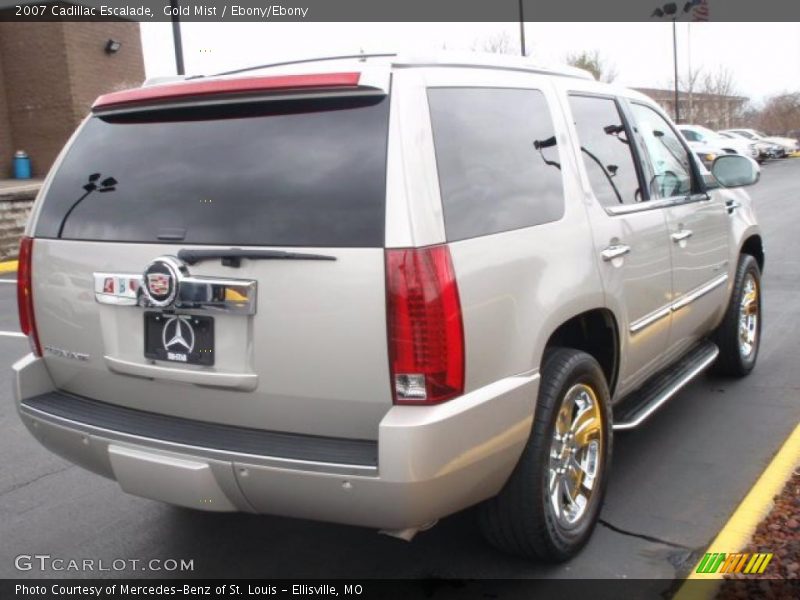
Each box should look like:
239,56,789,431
1,0,800,22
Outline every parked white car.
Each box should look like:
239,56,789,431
719,131,782,161
724,128,799,155
678,125,758,160
677,126,738,170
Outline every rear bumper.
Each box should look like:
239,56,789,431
13,354,538,530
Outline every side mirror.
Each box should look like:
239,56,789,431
711,154,760,188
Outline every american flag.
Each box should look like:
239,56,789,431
692,0,710,21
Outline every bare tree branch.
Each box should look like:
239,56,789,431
472,31,522,56
754,92,800,135
566,50,618,83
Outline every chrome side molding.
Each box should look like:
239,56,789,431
629,273,728,334
630,306,672,334
670,273,728,312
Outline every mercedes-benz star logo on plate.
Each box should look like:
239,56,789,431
162,316,195,361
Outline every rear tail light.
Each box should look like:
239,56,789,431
385,245,464,405
17,236,42,357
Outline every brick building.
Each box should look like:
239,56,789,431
0,20,145,178
635,87,749,129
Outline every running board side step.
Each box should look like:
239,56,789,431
612,341,719,431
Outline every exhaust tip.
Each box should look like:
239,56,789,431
378,520,438,542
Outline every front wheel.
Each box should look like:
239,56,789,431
712,254,762,377
478,348,612,561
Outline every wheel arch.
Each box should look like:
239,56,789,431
542,308,620,397
740,234,765,273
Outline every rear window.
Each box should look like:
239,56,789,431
35,95,390,247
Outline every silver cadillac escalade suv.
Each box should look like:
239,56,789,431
13,52,764,561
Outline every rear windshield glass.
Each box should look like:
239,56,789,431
35,95,390,247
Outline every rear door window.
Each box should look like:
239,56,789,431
35,95,390,247
428,87,565,241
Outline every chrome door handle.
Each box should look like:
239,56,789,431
671,229,693,243
601,244,631,261
726,200,741,214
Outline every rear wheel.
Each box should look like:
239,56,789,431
712,254,762,377
478,348,612,561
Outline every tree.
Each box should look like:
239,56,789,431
472,31,520,56
679,66,703,124
699,66,738,98
698,66,743,129
668,66,744,128
755,92,800,135
566,50,617,83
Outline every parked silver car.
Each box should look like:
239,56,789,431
14,52,764,562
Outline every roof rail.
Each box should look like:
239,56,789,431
194,50,593,82
391,51,595,80
205,53,398,79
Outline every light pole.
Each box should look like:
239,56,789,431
672,18,679,122
518,0,527,56
170,0,185,75
651,1,701,123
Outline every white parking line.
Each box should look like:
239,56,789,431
0,331,25,338
0,279,17,284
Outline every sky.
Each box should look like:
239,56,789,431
140,22,800,106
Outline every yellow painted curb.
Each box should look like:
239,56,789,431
0,260,18,274
673,422,800,600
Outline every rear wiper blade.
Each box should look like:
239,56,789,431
177,248,337,268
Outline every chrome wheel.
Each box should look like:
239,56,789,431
738,273,759,359
548,383,604,528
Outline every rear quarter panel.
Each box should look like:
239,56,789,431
411,68,606,392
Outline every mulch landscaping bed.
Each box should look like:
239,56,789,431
716,468,800,599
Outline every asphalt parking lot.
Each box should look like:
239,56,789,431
0,159,798,591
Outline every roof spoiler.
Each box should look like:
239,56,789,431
92,72,363,111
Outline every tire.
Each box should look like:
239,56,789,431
712,254,762,377
478,348,613,561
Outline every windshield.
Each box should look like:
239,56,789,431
696,126,724,140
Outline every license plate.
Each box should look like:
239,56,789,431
144,312,214,366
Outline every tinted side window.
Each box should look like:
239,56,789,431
568,95,643,207
35,96,390,247
630,103,694,199
428,87,565,241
